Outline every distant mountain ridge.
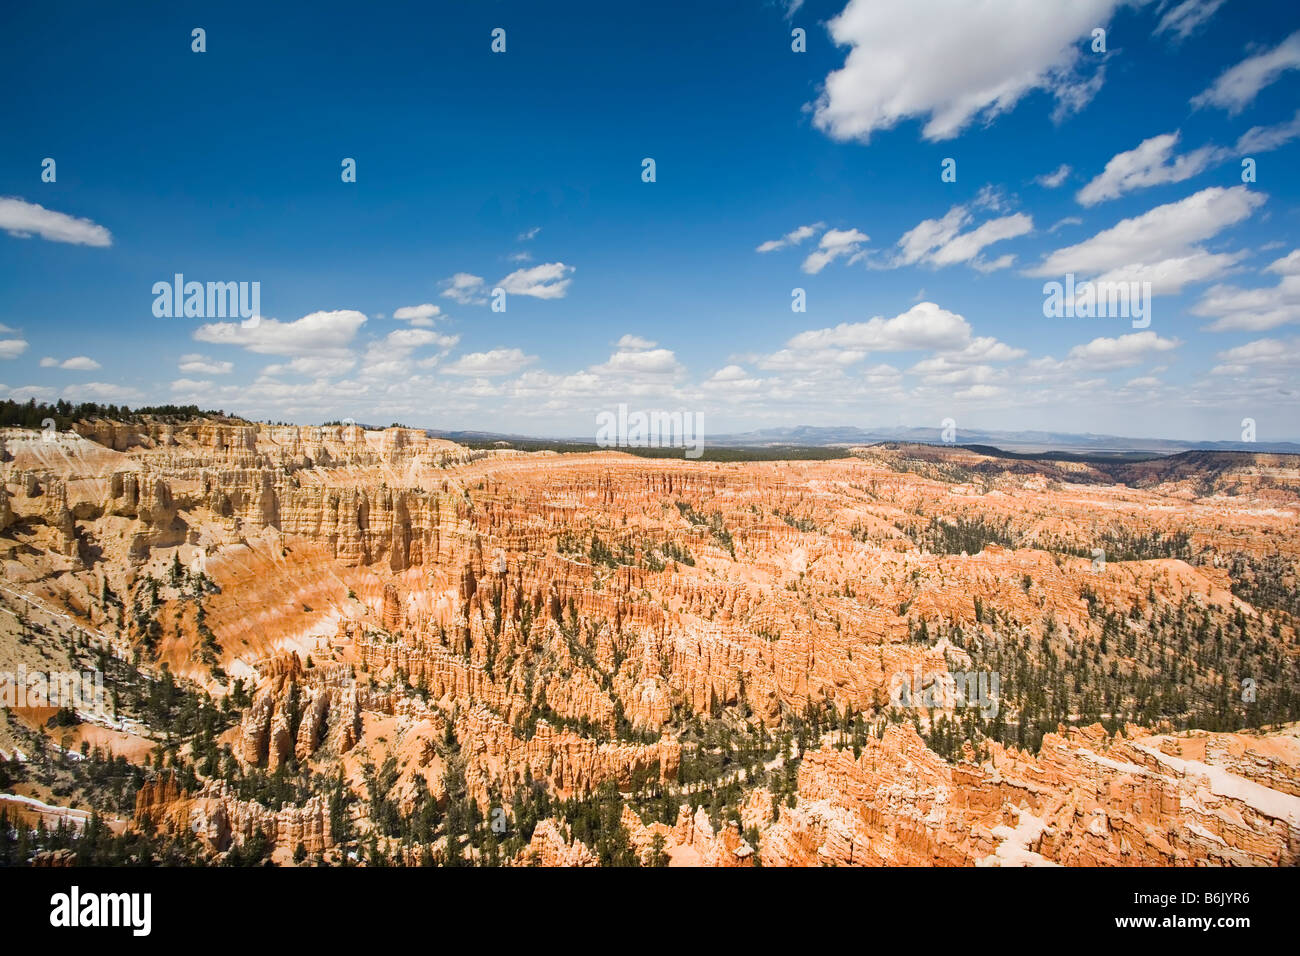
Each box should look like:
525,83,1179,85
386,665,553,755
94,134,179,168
427,424,1300,456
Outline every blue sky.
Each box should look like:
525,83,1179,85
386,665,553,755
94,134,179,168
2,0,1299,441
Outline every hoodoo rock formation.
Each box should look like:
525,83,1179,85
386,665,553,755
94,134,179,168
2,419,1297,865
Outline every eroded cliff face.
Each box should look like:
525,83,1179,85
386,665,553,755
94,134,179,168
236,654,360,768
3,420,1298,865
134,772,333,855
762,723,1299,867
613,722,1300,868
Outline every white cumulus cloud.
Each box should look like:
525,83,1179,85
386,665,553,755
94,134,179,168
1235,109,1300,153
757,223,823,253
811,0,1130,143
39,356,101,370
0,197,113,246
178,354,234,375
1066,331,1180,369
443,348,536,376
1029,186,1264,294
802,228,869,274
440,273,487,305
498,262,574,299
893,206,1031,271
1035,164,1072,188
1076,132,1226,205
1211,336,1300,374
787,301,974,353
616,335,658,350
195,309,367,355
1155,0,1225,41
1192,249,1300,332
392,303,442,327
1192,30,1300,113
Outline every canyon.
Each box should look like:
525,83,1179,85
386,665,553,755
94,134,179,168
1,418,1297,866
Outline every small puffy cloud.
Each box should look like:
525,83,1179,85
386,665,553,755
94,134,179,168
392,303,441,327
443,348,536,376
930,215,1031,269
0,197,113,246
973,185,1011,212
1066,331,1180,369
195,309,367,355
1035,164,1072,188
179,354,233,375
440,273,488,305
385,328,458,350
703,364,764,391
1211,336,1300,374
594,348,683,376
1076,132,1226,205
972,252,1017,273
896,207,974,264
616,334,657,350
1235,109,1300,153
893,207,1030,270
498,262,574,299
0,338,29,359
802,228,869,274
756,223,823,253
1192,30,1300,113
709,364,750,382
39,355,101,370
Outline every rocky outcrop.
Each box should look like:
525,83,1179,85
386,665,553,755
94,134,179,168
0,482,12,532
453,704,678,804
751,723,1300,867
134,773,332,855
238,656,359,767
518,819,596,866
